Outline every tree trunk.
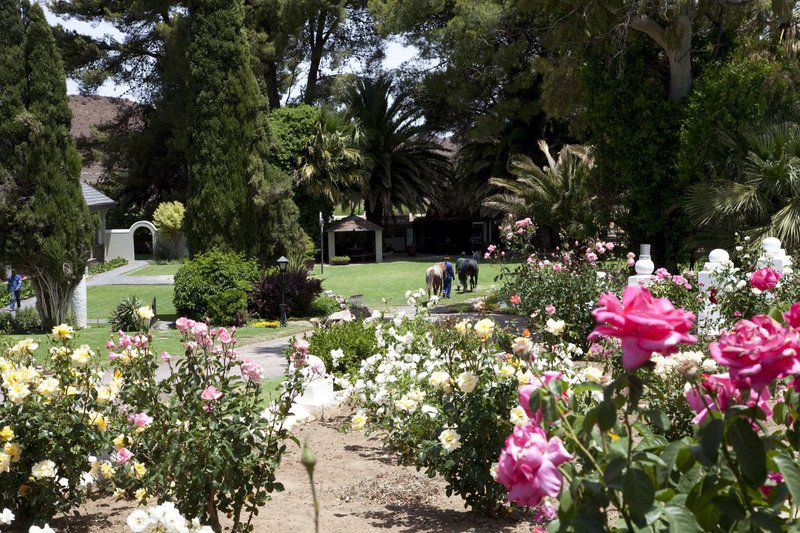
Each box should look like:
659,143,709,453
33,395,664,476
31,272,76,329
264,60,281,110
630,10,694,101
304,46,323,104
365,201,384,226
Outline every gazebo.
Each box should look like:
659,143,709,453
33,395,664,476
326,215,383,263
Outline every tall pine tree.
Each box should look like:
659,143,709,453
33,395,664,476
2,1,94,328
185,0,306,262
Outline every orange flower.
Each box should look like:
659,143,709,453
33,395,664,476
522,329,531,338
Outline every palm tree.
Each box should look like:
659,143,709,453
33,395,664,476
483,140,596,244
347,76,451,224
295,109,365,207
685,121,800,250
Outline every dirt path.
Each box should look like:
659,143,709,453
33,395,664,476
52,408,531,532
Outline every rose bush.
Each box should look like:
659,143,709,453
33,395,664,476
100,318,308,532
0,326,116,529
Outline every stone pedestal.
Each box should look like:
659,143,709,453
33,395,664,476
628,244,655,287
296,376,336,408
758,237,793,273
71,268,88,328
698,249,730,332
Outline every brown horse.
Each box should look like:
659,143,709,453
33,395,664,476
425,262,444,297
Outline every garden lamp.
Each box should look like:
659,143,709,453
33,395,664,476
277,256,288,327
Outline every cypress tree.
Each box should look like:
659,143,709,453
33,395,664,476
185,0,260,255
185,0,308,262
4,1,94,328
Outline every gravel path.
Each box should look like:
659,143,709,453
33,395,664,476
87,261,173,286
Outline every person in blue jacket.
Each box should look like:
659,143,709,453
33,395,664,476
7,270,22,312
442,257,455,298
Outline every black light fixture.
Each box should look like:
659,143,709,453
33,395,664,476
277,256,289,327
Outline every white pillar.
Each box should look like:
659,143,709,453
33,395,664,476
758,237,793,273
375,229,383,263
327,231,336,261
698,248,729,333
71,268,88,328
628,244,655,287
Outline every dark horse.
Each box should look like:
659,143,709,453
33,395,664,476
457,254,479,292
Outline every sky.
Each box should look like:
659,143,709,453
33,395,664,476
43,7,419,102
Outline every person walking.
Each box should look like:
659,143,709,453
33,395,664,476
442,257,455,298
7,270,22,312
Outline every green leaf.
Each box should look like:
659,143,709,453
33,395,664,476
603,456,627,489
646,408,670,433
597,400,616,431
774,453,800,503
699,418,724,465
663,505,701,532
726,418,767,487
623,467,654,518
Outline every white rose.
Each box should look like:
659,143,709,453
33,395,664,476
127,509,152,532
31,459,57,480
439,428,461,453
545,319,566,336
456,372,478,393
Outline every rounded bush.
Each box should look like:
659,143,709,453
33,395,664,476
173,251,259,323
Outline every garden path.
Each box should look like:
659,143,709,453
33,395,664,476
88,260,173,286
54,407,532,532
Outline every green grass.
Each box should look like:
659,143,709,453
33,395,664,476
0,323,311,366
312,259,515,309
88,285,176,320
125,263,183,276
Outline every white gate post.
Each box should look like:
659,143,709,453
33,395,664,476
697,249,729,333
71,267,88,328
628,244,655,287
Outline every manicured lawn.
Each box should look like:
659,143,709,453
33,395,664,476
0,322,311,366
125,263,183,276
312,258,515,308
88,285,176,320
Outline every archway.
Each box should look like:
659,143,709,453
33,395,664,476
130,221,157,260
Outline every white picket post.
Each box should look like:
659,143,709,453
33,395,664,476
628,244,655,287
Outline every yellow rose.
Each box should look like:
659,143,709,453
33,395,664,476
454,319,472,334
71,345,93,366
473,318,495,340
51,324,74,341
135,488,147,501
0,426,14,442
36,377,59,398
351,413,367,431
89,412,108,432
99,461,114,480
0,452,10,473
130,462,146,479
4,442,21,463
136,306,155,321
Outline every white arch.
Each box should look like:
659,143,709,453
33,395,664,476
105,220,160,262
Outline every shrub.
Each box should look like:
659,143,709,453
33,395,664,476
153,201,185,237
110,295,154,331
307,319,379,375
0,308,41,334
0,328,114,529
173,251,259,323
88,257,128,275
310,294,340,317
206,288,249,326
330,255,351,265
106,319,306,531
249,268,323,319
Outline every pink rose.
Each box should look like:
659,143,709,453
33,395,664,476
510,295,521,305
241,358,264,383
105,340,115,350
128,412,153,427
605,242,615,251
709,315,800,391
519,372,564,422
685,373,771,424
487,244,496,253
175,317,195,334
626,252,635,260
751,267,782,291
515,217,533,228
627,258,635,267
294,339,310,353
585,251,598,263
218,327,232,344
115,448,133,464
495,422,572,507
160,351,171,362
761,472,784,497
589,286,697,369
119,333,132,349
785,302,800,328
545,304,556,315
484,252,491,260
201,385,223,401
655,268,670,280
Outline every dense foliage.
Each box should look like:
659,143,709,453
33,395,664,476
173,251,259,323
306,318,379,375
87,257,128,275
249,268,323,319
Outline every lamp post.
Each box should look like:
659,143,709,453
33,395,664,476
319,212,324,275
277,256,289,327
